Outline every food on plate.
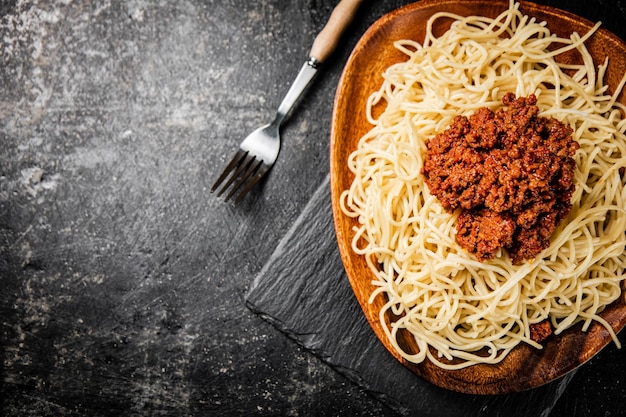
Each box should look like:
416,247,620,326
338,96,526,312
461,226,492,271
340,1,626,369
423,93,580,264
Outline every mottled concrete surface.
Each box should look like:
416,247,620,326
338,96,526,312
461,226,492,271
1,0,625,416
0,1,399,415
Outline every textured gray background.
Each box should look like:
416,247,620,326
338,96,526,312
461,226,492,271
1,0,625,416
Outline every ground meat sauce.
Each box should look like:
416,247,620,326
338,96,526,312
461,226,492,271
529,320,553,343
422,93,579,264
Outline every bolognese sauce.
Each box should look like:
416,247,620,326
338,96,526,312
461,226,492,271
422,93,579,264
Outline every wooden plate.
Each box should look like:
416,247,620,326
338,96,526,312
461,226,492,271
330,0,626,395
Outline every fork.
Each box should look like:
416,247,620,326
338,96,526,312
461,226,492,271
211,0,363,203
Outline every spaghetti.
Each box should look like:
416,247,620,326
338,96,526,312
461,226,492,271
340,1,626,369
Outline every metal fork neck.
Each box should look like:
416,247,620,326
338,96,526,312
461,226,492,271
273,57,320,127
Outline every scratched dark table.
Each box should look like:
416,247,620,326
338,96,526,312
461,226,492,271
1,0,625,416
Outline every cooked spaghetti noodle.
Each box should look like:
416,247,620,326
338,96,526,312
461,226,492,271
340,1,626,369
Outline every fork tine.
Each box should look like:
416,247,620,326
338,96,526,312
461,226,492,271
223,157,264,202
214,152,255,197
211,149,248,193
233,163,271,204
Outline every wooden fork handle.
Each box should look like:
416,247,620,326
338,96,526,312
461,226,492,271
309,0,364,64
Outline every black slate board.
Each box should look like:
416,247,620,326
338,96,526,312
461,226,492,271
245,176,574,417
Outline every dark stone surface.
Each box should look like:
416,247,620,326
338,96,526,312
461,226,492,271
1,0,625,416
246,177,577,417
